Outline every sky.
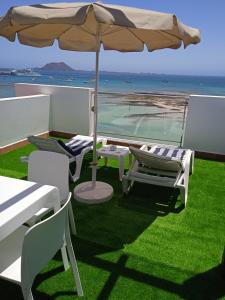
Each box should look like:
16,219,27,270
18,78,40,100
0,0,225,76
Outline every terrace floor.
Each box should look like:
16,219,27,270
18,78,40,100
0,140,225,300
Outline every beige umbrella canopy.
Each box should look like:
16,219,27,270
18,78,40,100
0,2,200,203
0,2,200,51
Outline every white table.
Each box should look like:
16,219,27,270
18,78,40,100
0,176,73,271
0,176,61,242
97,145,132,181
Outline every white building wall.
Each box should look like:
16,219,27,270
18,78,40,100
183,95,225,155
0,95,50,147
15,83,94,136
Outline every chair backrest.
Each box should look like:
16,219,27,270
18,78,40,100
28,151,69,201
28,135,73,157
21,196,71,294
129,146,182,172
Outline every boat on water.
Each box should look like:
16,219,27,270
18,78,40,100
11,68,41,76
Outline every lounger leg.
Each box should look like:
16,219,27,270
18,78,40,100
129,180,135,193
190,152,195,175
179,186,187,207
122,176,135,195
72,156,83,183
104,157,108,167
119,156,125,181
122,176,129,194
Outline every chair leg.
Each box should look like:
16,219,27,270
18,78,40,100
65,222,84,296
21,287,34,300
61,243,70,271
68,202,77,235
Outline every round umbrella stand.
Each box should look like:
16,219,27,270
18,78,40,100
74,181,113,204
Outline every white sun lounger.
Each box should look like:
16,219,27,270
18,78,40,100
122,144,194,207
21,135,107,182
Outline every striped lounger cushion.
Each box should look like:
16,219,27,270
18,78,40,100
58,138,93,156
129,146,184,172
66,138,93,156
151,146,186,161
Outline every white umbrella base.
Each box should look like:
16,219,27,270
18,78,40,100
74,181,113,204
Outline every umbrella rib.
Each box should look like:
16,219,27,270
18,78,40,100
128,28,182,49
15,24,38,34
127,27,145,44
15,23,97,45
100,26,146,48
101,27,124,37
55,24,93,40
78,24,96,36
157,30,182,42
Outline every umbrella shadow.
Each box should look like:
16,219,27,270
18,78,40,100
120,181,183,216
72,165,183,253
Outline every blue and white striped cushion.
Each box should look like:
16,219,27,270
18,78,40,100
152,147,186,161
65,138,93,156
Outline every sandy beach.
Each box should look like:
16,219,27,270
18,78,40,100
100,92,188,119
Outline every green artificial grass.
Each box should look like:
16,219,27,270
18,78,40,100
0,142,225,299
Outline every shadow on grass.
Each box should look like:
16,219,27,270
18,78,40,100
0,153,191,299
1,252,224,300
70,165,183,252
73,239,225,300
120,181,183,216
76,241,225,300
0,280,77,300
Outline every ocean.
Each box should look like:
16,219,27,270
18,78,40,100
1,71,225,96
1,71,225,144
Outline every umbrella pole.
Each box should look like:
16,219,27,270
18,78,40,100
92,30,100,184
73,25,113,204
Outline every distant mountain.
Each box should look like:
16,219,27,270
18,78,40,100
40,62,74,71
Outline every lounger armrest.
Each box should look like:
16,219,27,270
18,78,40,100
140,144,148,151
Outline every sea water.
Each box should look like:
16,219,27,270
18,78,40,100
1,71,225,144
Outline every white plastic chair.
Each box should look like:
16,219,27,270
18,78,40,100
27,151,76,235
0,197,83,299
123,145,194,207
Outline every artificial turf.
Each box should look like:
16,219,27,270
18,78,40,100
0,142,225,299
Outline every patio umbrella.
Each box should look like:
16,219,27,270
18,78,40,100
0,2,200,203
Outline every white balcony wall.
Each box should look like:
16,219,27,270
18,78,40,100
15,83,94,136
0,95,50,147
183,95,225,155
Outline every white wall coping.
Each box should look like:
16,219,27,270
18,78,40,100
16,82,94,92
0,94,48,102
190,94,225,99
